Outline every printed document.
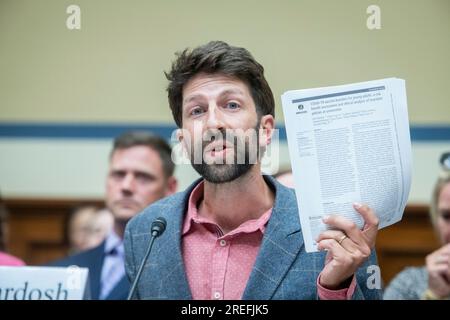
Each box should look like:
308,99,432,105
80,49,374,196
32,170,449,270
281,78,412,252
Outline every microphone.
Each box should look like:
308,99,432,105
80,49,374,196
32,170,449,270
127,217,167,300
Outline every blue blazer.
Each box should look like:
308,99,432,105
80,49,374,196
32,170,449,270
51,241,129,300
124,176,382,300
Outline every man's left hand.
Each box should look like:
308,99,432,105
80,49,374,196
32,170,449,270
316,203,379,289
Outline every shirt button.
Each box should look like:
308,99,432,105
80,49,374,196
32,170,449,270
214,292,221,299
219,239,227,247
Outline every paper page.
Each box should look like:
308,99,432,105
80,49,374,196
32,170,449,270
281,78,412,252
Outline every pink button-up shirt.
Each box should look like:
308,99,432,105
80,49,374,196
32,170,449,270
181,180,356,300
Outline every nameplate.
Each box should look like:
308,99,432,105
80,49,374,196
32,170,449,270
0,266,89,300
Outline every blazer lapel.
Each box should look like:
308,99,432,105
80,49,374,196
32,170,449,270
156,204,192,299
89,241,106,300
106,275,130,300
242,176,304,300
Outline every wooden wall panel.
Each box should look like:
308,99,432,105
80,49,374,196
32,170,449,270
376,204,440,284
4,198,103,265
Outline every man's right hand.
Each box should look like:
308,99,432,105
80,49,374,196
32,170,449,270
426,243,450,298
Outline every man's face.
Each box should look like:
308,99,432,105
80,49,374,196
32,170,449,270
437,182,450,244
105,146,170,223
69,207,96,252
179,73,272,183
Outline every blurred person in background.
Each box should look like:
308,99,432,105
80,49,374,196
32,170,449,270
51,131,177,299
0,193,25,266
384,152,450,300
68,206,114,254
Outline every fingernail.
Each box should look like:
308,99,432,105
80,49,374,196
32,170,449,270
353,202,362,209
322,215,330,222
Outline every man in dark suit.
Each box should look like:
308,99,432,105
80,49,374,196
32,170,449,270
52,131,177,300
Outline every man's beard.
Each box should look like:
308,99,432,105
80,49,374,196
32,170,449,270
189,126,260,184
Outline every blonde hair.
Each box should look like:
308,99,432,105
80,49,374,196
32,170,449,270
430,171,450,227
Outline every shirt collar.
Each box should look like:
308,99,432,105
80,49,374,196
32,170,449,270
182,180,205,235
182,179,272,237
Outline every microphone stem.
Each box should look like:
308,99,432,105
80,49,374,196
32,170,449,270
127,231,158,300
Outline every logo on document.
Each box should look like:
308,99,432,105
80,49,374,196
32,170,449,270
296,104,307,114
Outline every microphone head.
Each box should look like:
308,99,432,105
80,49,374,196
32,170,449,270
151,217,167,237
